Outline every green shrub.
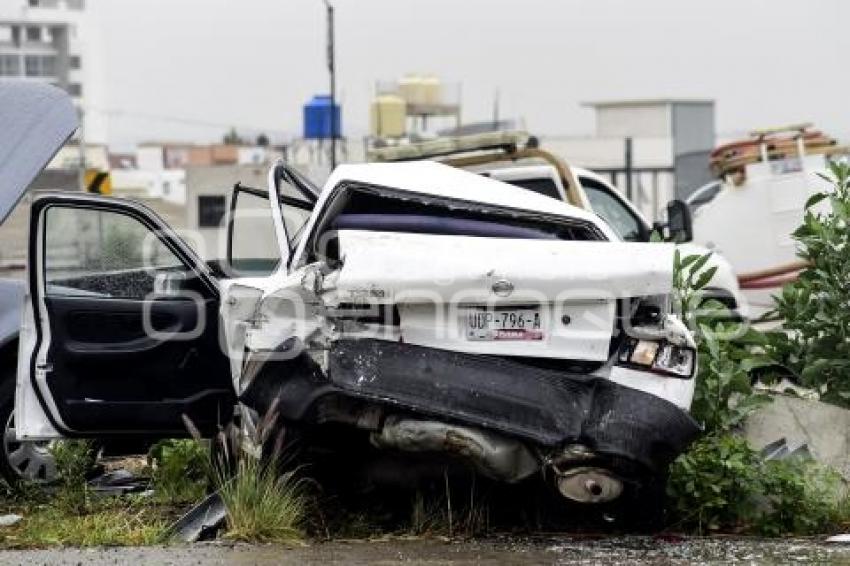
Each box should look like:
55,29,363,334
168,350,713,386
772,160,850,406
668,433,847,535
759,456,846,536
673,249,774,433
669,251,849,536
50,440,94,514
148,439,209,504
667,434,761,532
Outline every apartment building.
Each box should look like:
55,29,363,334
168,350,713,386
0,0,107,143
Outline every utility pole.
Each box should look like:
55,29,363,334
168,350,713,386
492,88,500,130
624,136,633,202
77,105,86,191
323,0,336,170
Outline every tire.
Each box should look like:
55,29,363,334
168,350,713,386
0,363,58,484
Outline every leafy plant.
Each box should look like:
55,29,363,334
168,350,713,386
673,248,718,327
691,320,773,432
673,249,773,433
772,160,850,406
667,433,847,535
759,456,846,536
148,439,209,504
50,440,94,514
667,433,762,532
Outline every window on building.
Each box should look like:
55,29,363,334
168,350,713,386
0,54,21,77
24,54,38,76
69,55,81,69
24,54,57,77
41,55,55,75
198,196,226,228
28,0,39,7
67,82,82,96
0,26,12,43
25,26,41,43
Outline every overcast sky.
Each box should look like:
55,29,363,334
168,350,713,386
92,0,850,148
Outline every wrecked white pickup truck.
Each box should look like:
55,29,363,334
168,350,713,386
5,84,699,515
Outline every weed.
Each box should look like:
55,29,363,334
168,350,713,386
212,454,307,543
200,402,309,544
50,440,94,514
408,477,490,538
667,433,849,535
148,439,209,504
0,499,166,548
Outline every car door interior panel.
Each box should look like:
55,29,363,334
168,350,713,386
31,196,234,436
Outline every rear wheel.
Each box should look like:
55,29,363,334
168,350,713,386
0,365,58,484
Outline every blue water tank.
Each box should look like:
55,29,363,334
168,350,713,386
303,95,342,139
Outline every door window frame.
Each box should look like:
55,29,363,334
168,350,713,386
225,164,317,278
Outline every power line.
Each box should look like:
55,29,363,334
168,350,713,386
85,105,292,137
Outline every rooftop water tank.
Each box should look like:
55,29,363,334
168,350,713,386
370,94,406,138
303,95,342,139
398,74,425,106
420,75,441,106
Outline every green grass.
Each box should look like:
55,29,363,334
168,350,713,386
0,499,168,548
213,454,308,544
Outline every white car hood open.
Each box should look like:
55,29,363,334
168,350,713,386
0,82,78,223
330,230,674,304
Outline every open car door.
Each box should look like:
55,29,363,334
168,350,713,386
218,163,317,391
16,194,234,439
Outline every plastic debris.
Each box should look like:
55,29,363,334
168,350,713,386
168,492,227,543
0,514,22,527
88,468,148,496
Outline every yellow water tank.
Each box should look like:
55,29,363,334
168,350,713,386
421,75,441,106
370,94,406,138
398,74,425,106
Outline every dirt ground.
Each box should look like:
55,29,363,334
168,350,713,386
3,536,850,565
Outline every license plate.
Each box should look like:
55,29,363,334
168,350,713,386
465,308,544,341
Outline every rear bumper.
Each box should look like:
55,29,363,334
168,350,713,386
241,338,700,473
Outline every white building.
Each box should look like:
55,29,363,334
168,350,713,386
541,99,716,221
0,0,107,143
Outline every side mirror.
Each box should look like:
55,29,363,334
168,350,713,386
666,199,693,243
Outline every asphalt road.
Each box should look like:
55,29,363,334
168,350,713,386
3,536,850,565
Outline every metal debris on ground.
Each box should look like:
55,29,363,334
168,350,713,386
168,492,227,543
87,468,149,496
760,437,811,461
